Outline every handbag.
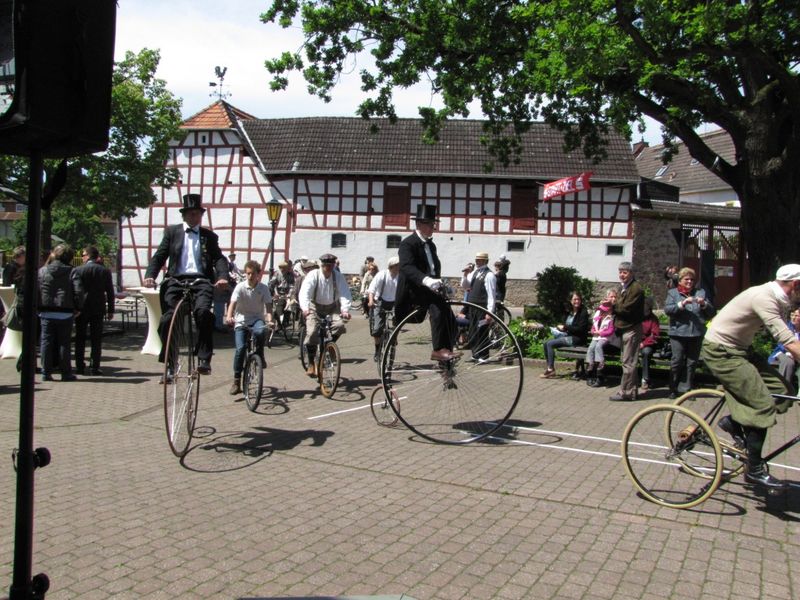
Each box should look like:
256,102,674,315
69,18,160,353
2,299,22,331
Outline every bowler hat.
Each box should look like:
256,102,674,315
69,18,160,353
180,194,205,213
414,204,438,222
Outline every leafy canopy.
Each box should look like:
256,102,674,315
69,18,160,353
0,49,182,253
262,1,800,282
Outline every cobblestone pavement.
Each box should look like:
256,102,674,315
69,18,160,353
2,312,800,599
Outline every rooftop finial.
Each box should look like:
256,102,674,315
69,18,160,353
209,66,231,100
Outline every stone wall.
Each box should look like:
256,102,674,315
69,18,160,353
631,212,682,309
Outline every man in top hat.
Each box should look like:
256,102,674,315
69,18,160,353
144,193,229,377
700,264,800,490
396,204,459,362
460,251,497,360
298,253,352,377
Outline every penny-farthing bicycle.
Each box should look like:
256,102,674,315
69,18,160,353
162,278,205,457
379,291,524,444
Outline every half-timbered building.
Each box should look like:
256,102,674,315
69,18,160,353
122,101,650,301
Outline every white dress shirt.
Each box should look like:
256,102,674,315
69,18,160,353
368,269,398,302
299,269,352,313
177,227,202,276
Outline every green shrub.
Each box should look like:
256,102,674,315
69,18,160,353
534,265,595,324
508,317,549,359
751,329,774,362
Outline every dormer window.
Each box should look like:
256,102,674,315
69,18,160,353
655,165,669,178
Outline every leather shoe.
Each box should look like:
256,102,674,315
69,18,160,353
745,463,787,490
159,369,174,384
75,366,86,375
41,375,54,382
197,359,211,375
430,348,462,362
609,391,633,402
90,367,103,376
62,374,77,382
229,379,242,396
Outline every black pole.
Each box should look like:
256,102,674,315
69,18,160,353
269,220,277,277
9,151,50,600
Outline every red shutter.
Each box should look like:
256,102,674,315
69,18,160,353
383,186,410,227
511,185,537,230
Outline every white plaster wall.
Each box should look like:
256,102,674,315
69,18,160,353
287,229,631,282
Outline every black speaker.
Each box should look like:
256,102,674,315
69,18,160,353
0,0,117,158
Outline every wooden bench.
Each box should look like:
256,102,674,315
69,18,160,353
555,333,672,377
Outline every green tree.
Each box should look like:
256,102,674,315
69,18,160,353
262,1,800,283
0,48,182,251
534,265,596,324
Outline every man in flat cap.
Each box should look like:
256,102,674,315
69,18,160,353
700,264,800,490
395,204,459,362
298,253,352,377
460,251,497,360
144,194,229,378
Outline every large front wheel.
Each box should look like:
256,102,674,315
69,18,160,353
318,342,341,398
163,298,200,457
622,403,723,509
381,301,523,444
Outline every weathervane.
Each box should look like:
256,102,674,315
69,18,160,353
209,66,231,100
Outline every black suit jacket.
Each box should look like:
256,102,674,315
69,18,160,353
396,231,441,316
145,224,228,283
74,261,115,316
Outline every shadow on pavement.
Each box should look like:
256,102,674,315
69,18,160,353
181,426,334,473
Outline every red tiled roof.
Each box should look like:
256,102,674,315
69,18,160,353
181,100,257,130
239,117,640,182
634,129,735,193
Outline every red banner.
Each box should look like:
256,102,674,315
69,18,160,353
542,171,592,201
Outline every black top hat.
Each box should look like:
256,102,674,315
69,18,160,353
180,194,205,213
414,204,438,222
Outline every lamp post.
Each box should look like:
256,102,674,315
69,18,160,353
266,199,283,277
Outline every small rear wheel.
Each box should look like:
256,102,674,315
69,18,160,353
318,342,341,397
622,403,723,509
243,354,264,412
370,385,400,426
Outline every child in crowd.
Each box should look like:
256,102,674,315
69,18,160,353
586,289,618,387
638,296,661,392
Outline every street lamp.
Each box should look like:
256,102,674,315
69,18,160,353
266,199,283,277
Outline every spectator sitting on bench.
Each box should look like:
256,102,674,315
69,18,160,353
638,296,661,393
586,289,619,387
540,291,589,379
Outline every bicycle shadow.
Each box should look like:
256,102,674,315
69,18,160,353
181,426,334,473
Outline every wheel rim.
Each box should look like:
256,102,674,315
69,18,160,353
622,404,723,509
244,355,263,411
381,301,523,444
672,388,746,478
163,299,199,457
319,343,340,397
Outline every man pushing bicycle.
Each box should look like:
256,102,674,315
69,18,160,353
701,264,800,489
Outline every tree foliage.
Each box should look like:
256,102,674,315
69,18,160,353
262,1,800,282
0,49,182,251
534,264,596,324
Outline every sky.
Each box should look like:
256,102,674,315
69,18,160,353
115,0,663,143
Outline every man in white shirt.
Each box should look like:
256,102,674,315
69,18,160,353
225,261,273,395
460,251,497,360
298,253,352,377
367,256,400,362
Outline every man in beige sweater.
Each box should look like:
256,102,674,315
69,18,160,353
701,264,800,489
